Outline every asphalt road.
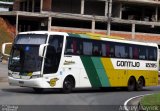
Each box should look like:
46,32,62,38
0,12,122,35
0,63,8,82
0,63,160,111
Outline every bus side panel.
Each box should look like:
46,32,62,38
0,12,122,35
126,70,148,86
101,58,127,87
63,56,92,88
81,57,126,87
71,56,158,88
147,71,158,86
80,56,102,87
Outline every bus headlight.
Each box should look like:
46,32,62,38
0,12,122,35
31,75,41,79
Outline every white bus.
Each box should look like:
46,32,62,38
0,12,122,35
2,31,159,93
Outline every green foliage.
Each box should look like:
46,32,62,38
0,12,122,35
0,26,13,55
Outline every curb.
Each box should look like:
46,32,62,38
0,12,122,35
124,94,153,111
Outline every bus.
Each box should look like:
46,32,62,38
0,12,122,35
2,31,159,93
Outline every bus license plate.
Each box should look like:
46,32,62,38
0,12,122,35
19,81,24,84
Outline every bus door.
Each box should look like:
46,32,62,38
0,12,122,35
43,35,64,74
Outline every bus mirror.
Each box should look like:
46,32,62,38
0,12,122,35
39,44,48,57
2,43,12,57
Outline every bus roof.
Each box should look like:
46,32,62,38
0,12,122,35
19,31,68,36
18,31,158,48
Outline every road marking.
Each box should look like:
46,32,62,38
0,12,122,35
124,94,153,111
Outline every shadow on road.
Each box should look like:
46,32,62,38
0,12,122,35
1,87,152,95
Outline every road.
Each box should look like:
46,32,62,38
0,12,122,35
0,63,160,111
0,62,8,82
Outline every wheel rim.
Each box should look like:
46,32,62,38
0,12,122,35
129,80,134,89
128,78,135,91
64,80,72,89
138,78,144,89
63,78,74,92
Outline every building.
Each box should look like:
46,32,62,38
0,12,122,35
0,1,13,11
0,0,159,46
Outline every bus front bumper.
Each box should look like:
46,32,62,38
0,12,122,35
8,77,62,88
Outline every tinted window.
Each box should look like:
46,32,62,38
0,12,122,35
83,41,93,55
139,46,146,60
115,44,128,58
148,47,157,61
65,37,83,55
65,36,157,61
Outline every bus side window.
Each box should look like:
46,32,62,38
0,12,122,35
148,48,157,61
110,44,115,58
139,46,146,60
129,47,133,59
106,44,110,57
102,44,106,57
115,44,128,58
75,39,83,55
72,40,77,54
133,47,139,59
83,41,93,56
154,49,157,61
65,38,74,54
93,41,101,56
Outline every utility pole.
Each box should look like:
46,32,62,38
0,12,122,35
107,0,112,36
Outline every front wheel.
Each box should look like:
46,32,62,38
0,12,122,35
61,77,74,93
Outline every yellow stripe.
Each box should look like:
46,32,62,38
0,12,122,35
101,58,158,87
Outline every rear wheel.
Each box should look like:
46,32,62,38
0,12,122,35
62,77,75,93
136,77,144,91
127,77,136,91
33,88,44,93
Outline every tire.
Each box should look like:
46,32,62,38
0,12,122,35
33,88,44,93
62,77,74,93
127,77,136,91
136,77,144,91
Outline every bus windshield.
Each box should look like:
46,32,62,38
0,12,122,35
8,34,47,72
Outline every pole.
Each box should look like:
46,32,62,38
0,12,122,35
48,16,52,31
107,0,112,36
16,13,19,35
132,23,135,39
81,0,84,14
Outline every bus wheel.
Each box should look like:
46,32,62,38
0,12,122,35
62,77,74,93
33,88,44,93
136,77,144,91
127,77,136,91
